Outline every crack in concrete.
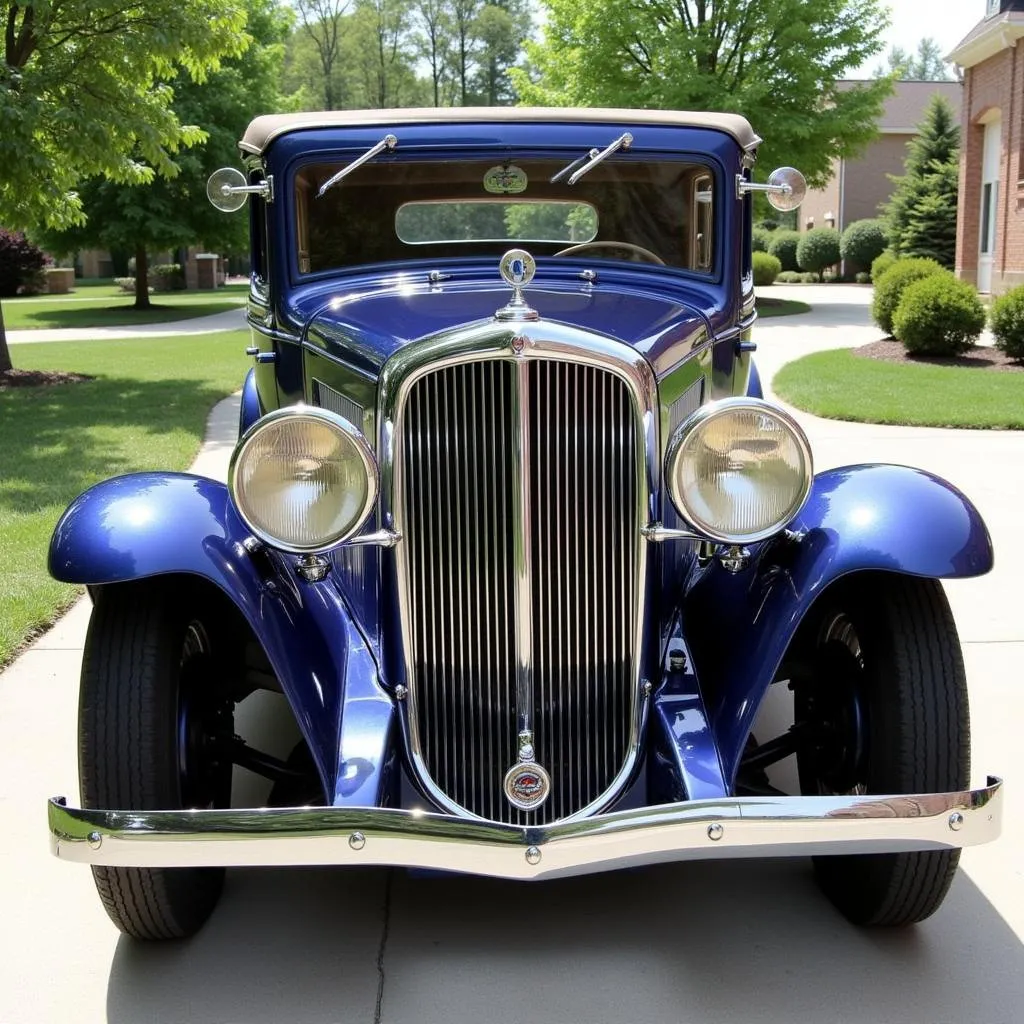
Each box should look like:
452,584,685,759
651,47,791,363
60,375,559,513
373,870,394,1024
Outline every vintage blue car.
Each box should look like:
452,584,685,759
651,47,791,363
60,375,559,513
47,108,1001,939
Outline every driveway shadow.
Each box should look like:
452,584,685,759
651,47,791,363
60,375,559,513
106,858,1023,1024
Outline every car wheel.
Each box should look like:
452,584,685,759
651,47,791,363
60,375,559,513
79,582,236,939
790,573,969,926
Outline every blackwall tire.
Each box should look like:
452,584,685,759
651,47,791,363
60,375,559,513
795,574,969,927
78,582,234,939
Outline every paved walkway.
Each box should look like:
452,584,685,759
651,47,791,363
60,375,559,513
6,305,247,344
1,287,1022,1023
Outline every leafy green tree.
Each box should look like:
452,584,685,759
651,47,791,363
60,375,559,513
472,0,530,104
0,0,248,370
36,0,290,308
884,94,960,267
413,0,456,105
513,0,892,188
350,0,421,108
295,0,353,108
874,37,953,81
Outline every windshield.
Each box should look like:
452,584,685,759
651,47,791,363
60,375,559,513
293,156,715,276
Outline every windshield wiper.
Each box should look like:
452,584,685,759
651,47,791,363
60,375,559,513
551,133,634,186
317,133,398,198
550,148,599,184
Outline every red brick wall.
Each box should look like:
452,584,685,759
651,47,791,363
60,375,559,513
956,46,1024,293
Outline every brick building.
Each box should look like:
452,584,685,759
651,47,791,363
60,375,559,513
800,80,962,236
949,0,1024,294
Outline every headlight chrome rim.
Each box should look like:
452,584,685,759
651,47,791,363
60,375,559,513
228,405,379,554
665,397,812,545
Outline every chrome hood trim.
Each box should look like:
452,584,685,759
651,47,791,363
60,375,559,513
49,778,1002,877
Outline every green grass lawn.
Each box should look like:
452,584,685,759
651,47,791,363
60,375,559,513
758,297,812,318
0,331,249,667
774,348,1024,429
2,282,247,330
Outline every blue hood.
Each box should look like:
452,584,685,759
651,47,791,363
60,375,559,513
299,276,713,377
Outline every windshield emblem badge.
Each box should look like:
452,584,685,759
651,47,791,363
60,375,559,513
495,248,539,323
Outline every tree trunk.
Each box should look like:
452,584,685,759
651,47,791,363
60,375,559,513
0,300,11,373
134,246,151,309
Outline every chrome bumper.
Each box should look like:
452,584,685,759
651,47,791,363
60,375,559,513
49,778,1002,880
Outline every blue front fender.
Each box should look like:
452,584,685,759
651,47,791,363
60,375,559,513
683,463,993,788
49,472,393,807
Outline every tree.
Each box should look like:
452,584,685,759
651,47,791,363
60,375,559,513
295,0,353,108
36,0,290,307
413,0,455,106
874,37,953,81
472,0,530,105
350,0,418,108
0,0,248,371
513,0,892,189
884,94,960,267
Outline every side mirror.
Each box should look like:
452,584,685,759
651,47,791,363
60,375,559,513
736,166,807,212
206,167,272,213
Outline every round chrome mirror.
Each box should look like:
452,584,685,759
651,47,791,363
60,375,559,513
766,167,807,212
206,167,249,213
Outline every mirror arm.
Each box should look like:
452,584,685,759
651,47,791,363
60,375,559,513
735,175,792,200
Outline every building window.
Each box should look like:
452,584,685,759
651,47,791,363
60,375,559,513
980,181,999,255
987,0,1000,17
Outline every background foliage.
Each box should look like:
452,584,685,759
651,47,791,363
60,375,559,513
513,0,892,187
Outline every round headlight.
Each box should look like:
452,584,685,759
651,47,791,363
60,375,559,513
229,407,378,552
665,398,812,544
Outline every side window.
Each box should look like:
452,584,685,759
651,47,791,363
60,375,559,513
693,175,713,271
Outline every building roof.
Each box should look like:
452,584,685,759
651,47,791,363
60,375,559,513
239,107,761,157
837,80,962,133
948,11,1024,69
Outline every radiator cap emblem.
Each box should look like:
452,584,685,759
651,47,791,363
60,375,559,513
495,248,539,322
504,761,551,811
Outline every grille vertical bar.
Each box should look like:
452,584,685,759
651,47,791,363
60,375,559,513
401,357,639,823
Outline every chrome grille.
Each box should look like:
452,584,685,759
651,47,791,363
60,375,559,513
400,356,639,823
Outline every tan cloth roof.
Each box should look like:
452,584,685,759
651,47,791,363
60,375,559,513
240,107,761,156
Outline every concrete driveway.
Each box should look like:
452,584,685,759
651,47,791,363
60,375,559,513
1,288,1022,1023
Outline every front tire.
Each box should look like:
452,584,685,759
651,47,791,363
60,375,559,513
79,582,236,939
790,574,969,927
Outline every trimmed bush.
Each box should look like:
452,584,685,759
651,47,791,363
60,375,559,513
756,219,779,232
989,285,1024,360
840,219,888,273
796,227,841,278
0,229,48,297
752,227,772,253
855,271,871,284
152,263,185,292
871,257,944,334
870,250,897,283
768,230,801,272
753,251,781,286
892,273,986,355
776,270,802,283
114,277,137,293
799,272,819,283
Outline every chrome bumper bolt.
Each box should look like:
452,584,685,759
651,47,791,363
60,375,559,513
707,823,724,841
87,831,103,850
948,812,964,832
349,831,366,850
525,845,541,865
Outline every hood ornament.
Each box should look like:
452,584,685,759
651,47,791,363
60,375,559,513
495,249,539,322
